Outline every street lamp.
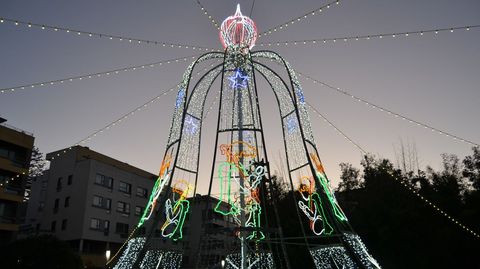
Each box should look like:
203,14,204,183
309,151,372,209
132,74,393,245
221,259,225,268
105,250,111,261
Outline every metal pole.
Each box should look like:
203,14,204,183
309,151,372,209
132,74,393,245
236,67,247,269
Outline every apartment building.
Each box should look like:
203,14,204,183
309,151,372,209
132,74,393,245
182,195,239,268
0,118,35,244
30,145,160,268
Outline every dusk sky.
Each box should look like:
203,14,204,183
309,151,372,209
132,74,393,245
1,0,479,192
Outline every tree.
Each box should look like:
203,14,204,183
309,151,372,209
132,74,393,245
24,147,46,201
28,146,46,178
463,147,480,190
337,162,362,191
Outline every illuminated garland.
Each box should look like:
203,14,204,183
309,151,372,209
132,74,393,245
139,249,183,269
342,233,381,269
0,55,199,94
298,72,480,148
309,246,356,269
113,237,146,269
193,0,220,30
1,63,219,188
258,0,340,38
258,24,480,47
315,172,347,222
160,180,192,241
0,17,217,51
225,252,274,269
309,99,480,240
138,155,172,227
307,103,367,154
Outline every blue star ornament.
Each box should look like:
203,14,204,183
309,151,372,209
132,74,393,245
228,69,249,89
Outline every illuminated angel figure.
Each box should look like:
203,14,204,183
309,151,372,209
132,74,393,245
161,180,192,241
245,189,265,242
137,154,172,227
298,176,334,236
215,141,262,215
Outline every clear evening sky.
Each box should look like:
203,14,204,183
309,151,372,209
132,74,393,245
1,0,479,192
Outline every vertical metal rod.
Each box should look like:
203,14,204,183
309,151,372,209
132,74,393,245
236,67,247,269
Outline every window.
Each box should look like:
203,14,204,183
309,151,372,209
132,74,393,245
61,219,67,231
92,195,111,210
64,196,70,208
95,173,113,189
67,175,73,185
90,218,101,230
53,198,59,213
117,201,130,215
135,206,144,216
119,181,131,194
136,187,148,198
90,218,110,233
115,222,129,235
56,177,62,191
51,221,56,232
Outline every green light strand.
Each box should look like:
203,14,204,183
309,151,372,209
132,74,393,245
316,172,347,222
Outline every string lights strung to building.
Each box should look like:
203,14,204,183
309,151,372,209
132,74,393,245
297,72,480,148
257,24,479,47
307,99,479,240
0,54,200,94
307,102,366,154
258,0,341,38
306,100,479,240
0,17,218,52
193,0,220,30
0,62,219,188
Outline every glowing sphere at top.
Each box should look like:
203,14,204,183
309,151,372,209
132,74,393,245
220,4,258,50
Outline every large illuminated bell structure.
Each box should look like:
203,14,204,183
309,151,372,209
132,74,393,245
111,5,380,269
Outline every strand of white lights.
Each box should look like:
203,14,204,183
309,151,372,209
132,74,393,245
258,0,341,38
381,166,480,239
0,54,200,94
0,62,219,188
258,24,480,47
0,17,218,51
307,102,367,154
203,89,220,120
193,0,220,30
297,72,480,148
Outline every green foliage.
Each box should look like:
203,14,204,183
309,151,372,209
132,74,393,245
28,146,46,178
463,147,480,190
0,235,84,269
336,149,480,268
337,162,362,192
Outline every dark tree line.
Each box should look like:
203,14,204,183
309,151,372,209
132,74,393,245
265,147,479,268
334,147,480,268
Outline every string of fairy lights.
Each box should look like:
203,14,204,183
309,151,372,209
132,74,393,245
306,102,366,154
0,62,219,188
0,54,200,94
258,0,341,38
258,24,480,47
193,0,220,30
0,17,218,52
203,88,220,120
306,96,479,240
296,71,480,148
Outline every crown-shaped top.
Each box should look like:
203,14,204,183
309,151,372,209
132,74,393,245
219,4,258,50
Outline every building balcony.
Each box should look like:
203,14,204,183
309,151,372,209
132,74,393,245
0,157,28,175
0,187,23,202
